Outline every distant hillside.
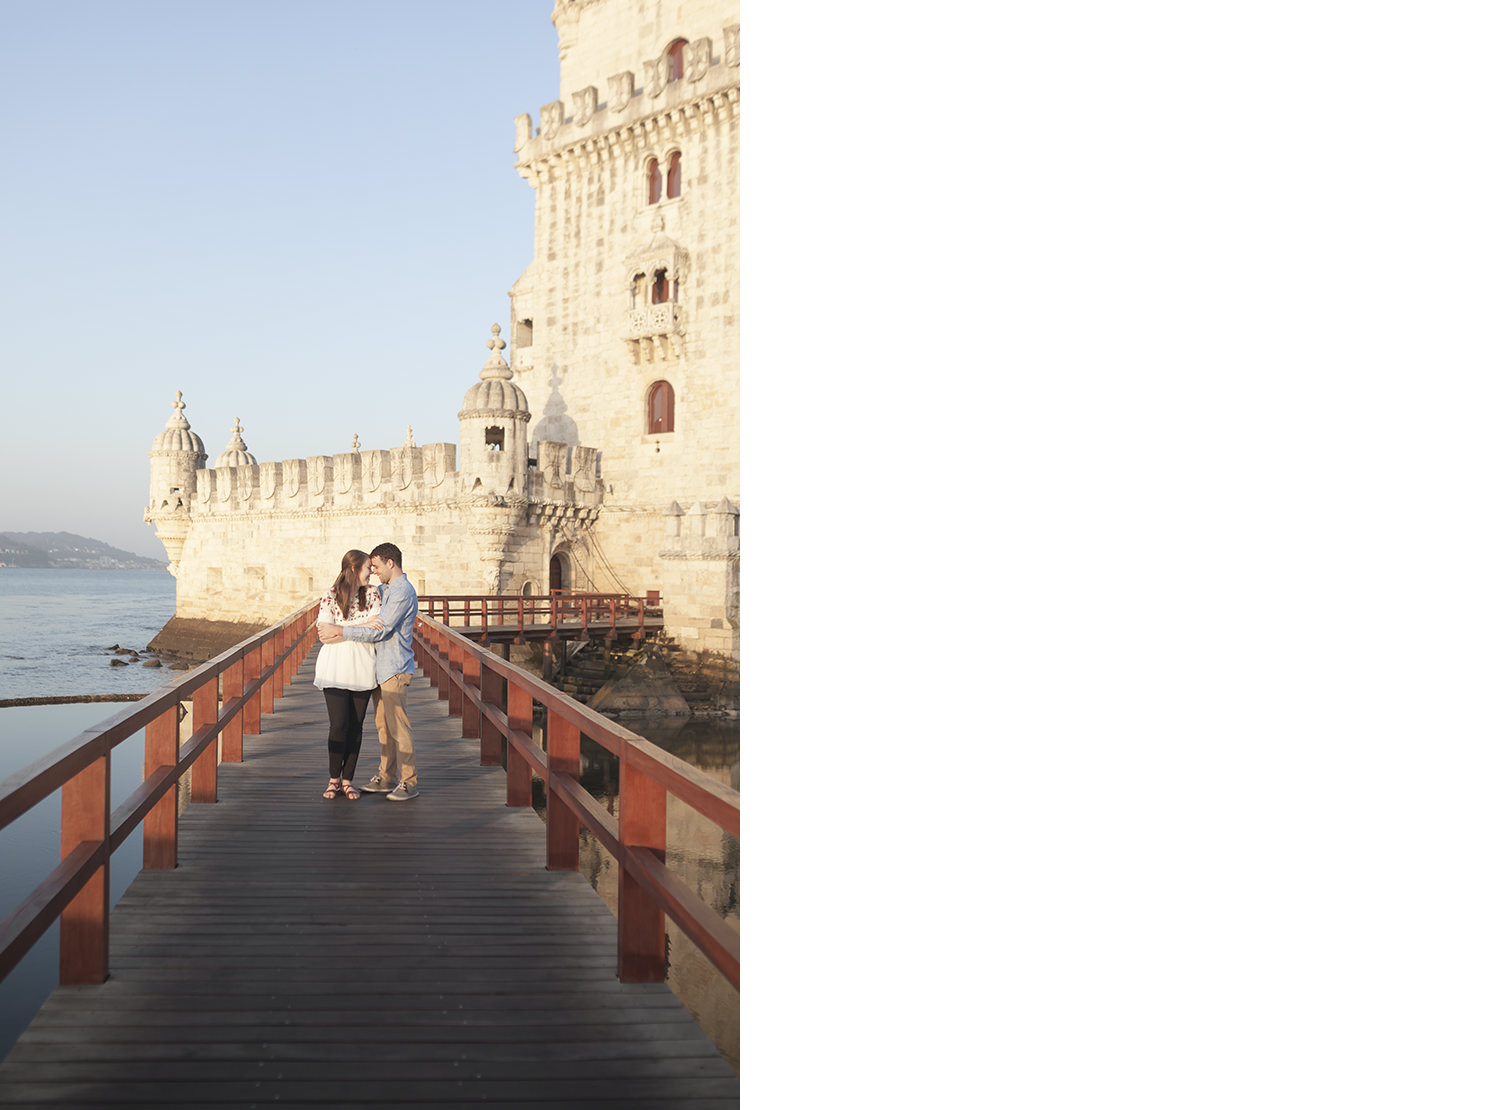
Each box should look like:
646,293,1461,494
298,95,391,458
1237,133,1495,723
0,532,166,570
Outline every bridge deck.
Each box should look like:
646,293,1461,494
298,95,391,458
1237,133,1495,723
441,618,665,645
0,648,738,1108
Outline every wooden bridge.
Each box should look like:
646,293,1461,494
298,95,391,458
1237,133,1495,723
420,591,665,647
0,603,739,1106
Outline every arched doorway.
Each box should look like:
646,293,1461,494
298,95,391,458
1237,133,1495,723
549,552,568,593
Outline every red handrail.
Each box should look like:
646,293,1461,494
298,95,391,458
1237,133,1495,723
417,593,665,639
0,601,319,986
413,614,738,989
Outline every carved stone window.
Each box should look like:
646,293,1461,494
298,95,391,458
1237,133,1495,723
648,381,675,434
666,39,687,82
623,234,688,361
651,268,675,305
486,426,505,451
647,157,662,204
666,152,681,199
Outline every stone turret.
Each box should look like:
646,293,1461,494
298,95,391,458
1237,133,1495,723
457,324,530,499
145,392,207,577
214,418,256,468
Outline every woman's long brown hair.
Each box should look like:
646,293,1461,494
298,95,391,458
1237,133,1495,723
330,549,370,620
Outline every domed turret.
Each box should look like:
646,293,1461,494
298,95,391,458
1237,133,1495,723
214,418,257,468
458,324,531,497
151,390,207,457
146,391,208,577
146,391,207,520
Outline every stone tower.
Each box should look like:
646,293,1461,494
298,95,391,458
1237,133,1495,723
457,324,530,499
144,391,206,576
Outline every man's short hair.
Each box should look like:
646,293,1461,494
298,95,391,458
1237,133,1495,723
370,542,403,568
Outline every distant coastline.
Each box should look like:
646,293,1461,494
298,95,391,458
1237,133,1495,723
0,565,166,570
0,531,166,571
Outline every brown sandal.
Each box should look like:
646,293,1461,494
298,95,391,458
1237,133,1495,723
322,778,339,800
340,780,361,800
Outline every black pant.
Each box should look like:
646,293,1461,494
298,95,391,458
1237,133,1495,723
324,688,372,779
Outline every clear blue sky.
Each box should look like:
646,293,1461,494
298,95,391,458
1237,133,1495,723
0,0,563,557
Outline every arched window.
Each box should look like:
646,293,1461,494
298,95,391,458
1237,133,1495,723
651,268,674,304
665,151,681,199
647,381,675,434
485,426,504,451
666,39,687,82
647,157,662,204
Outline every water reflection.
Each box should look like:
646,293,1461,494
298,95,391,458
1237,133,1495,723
532,717,740,1073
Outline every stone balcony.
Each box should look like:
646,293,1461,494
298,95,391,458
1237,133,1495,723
624,303,685,364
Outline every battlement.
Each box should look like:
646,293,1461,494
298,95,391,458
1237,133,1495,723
191,442,458,515
172,438,605,517
513,20,738,168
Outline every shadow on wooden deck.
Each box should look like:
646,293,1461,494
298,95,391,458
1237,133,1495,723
0,647,739,1108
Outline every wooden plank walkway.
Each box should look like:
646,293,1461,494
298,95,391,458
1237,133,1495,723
442,618,664,645
0,646,739,1108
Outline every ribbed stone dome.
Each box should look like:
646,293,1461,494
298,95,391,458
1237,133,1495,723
151,391,206,455
214,417,256,468
459,324,529,415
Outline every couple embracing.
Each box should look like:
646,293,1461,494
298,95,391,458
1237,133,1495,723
311,542,420,802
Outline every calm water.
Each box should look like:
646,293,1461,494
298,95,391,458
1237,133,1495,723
0,570,738,1071
0,568,177,701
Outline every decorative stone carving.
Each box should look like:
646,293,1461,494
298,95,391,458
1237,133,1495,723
609,70,634,112
258,461,279,501
538,440,567,491
308,457,331,497
572,86,597,127
573,445,600,498
686,38,711,82
724,24,739,67
513,113,533,152
540,100,564,139
643,55,669,98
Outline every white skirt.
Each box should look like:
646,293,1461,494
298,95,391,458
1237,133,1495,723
314,639,377,691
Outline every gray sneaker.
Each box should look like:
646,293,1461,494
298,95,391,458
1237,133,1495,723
364,776,395,794
387,782,420,802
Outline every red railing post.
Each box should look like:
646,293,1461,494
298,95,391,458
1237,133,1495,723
432,635,450,703
270,627,285,699
222,654,244,761
243,642,263,736
546,716,580,871
480,660,504,766
59,751,108,984
189,679,218,804
258,638,275,719
506,680,532,808
446,638,464,718
143,704,178,870
618,753,667,982
461,648,480,738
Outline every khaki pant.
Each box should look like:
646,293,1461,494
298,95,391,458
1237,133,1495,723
371,673,416,787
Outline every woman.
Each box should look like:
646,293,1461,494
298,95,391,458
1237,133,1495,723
313,549,382,799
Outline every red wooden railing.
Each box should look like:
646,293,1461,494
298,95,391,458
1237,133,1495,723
0,601,319,986
420,591,664,642
413,614,739,989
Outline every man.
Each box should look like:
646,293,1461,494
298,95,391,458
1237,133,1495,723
319,542,419,800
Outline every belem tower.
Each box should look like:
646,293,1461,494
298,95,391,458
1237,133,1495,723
144,0,739,668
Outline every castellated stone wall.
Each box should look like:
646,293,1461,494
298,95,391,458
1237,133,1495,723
147,0,741,665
